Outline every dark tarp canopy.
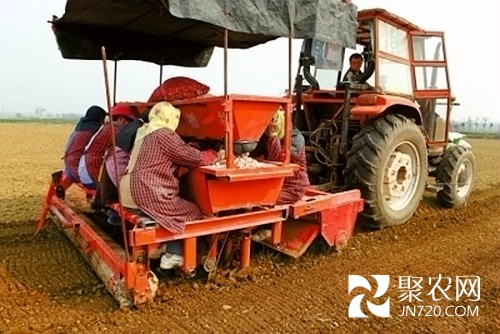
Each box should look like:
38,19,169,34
52,0,357,66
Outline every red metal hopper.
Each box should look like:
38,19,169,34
173,95,288,141
172,94,297,214
180,163,297,215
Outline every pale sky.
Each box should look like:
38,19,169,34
0,1,498,121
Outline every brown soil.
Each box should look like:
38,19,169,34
0,122,498,334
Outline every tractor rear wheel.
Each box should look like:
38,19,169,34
345,114,428,229
436,145,475,208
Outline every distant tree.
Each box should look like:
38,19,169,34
490,122,494,133
15,113,22,119
34,107,46,120
481,117,489,132
466,117,473,132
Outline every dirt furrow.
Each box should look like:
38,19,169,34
0,124,498,333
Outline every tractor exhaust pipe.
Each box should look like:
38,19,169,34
340,82,352,156
301,39,319,90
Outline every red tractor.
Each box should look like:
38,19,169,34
37,2,474,306
294,8,475,229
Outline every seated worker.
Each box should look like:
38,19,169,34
78,103,135,191
119,102,218,270
253,108,310,204
103,110,151,194
63,105,107,183
102,110,150,225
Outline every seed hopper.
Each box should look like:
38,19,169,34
37,0,363,306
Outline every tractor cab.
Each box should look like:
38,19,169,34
297,8,453,150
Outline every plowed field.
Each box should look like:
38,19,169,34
0,122,498,334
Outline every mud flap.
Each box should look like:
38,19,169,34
291,189,363,249
255,189,363,256
253,218,320,258
318,190,363,249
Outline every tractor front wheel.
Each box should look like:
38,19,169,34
436,145,475,208
345,114,428,229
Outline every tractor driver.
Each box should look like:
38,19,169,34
341,52,376,91
342,53,365,83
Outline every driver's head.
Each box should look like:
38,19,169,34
349,53,364,73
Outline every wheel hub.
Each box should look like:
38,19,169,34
384,152,413,200
456,160,473,198
457,164,468,187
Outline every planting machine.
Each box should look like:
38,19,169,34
37,0,363,306
37,1,475,306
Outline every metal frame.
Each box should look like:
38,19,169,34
37,171,363,306
37,3,365,307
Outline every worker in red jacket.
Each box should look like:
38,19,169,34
78,104,135,190
63,105,107,182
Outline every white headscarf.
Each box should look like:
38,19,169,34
134,102,181,143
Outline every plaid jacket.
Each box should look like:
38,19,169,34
130,128,214,233
82,122,125,183
64,131,94,182
267,130,310,204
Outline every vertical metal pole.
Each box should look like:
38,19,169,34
224,29,235,168
271,222,282,246
444,97,451,143
340,83,351,156
283,28,294,165
240,230,251,269
113,60,118,105
288,28,293,99
159,64,163,86
101,47,130,262
182,238,197,276
224,29,228,97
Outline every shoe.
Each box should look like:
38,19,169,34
106,210,121,226
148,271,159,297
107,216,122,226
159,252,183,270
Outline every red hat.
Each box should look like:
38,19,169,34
111,104,134,119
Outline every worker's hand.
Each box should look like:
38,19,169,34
217,149,226,162
202,149,218,164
